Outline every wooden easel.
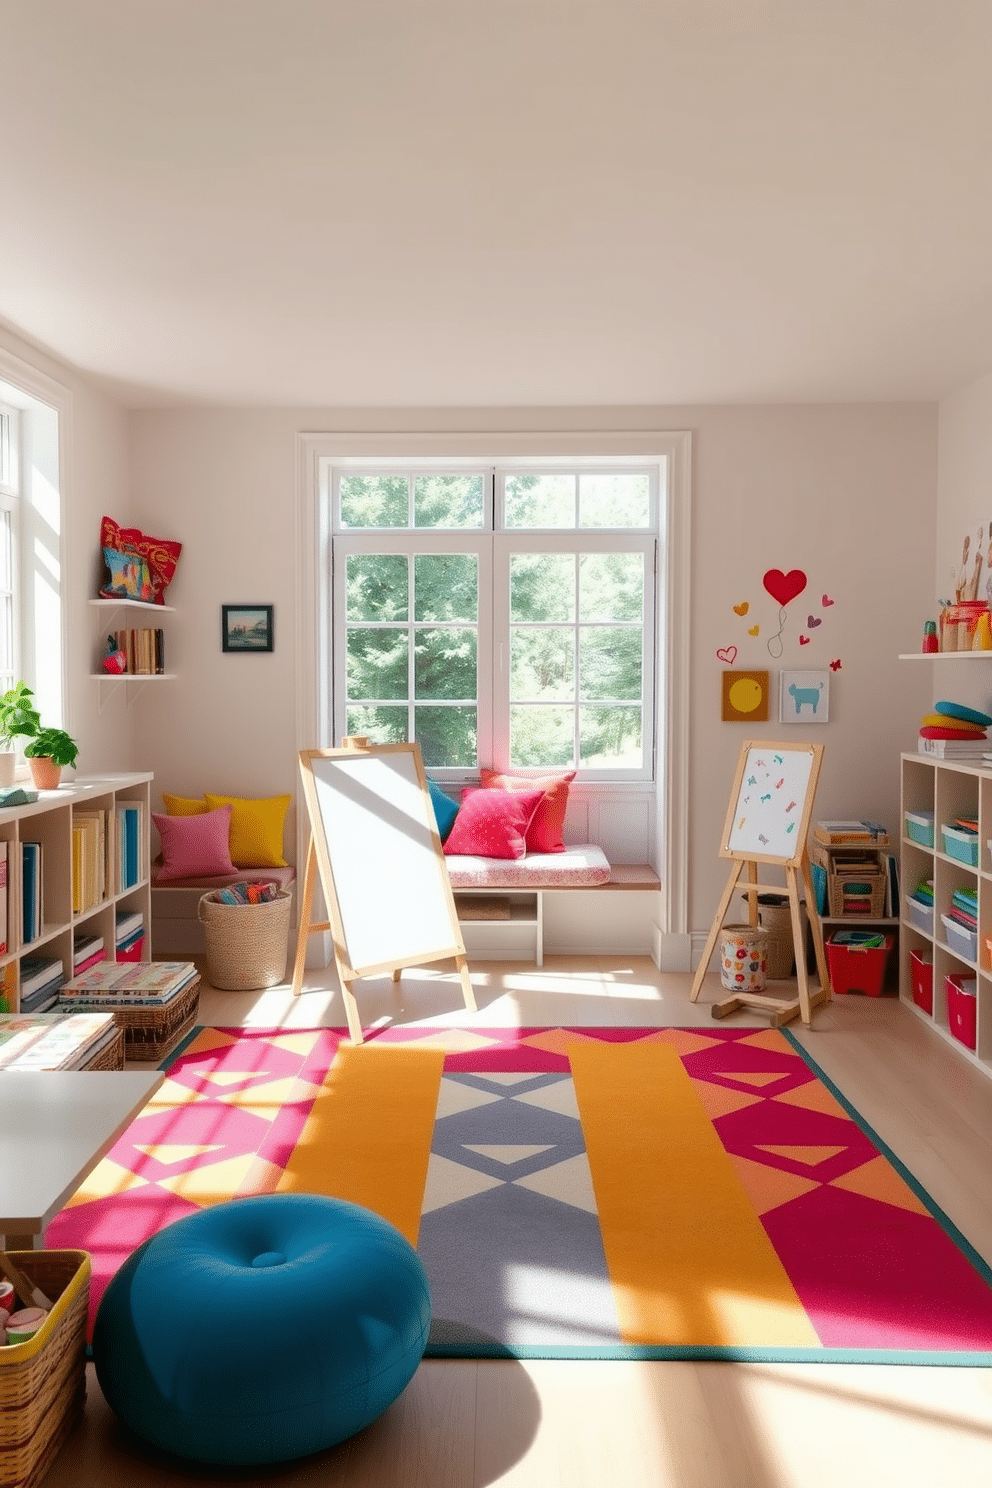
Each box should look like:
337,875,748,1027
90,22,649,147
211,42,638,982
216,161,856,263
689,740,831,1028
290,737,476,1043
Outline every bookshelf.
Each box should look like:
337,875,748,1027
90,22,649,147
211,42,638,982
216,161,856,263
900,753,992,1082
89,599,176,706
0,773,153,1014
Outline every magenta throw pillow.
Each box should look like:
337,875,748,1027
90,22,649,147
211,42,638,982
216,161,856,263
152,804,236,881
443,788,545,860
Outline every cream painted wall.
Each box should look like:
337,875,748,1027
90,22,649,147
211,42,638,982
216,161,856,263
934,372,992,717
128,403,936,938
0,324,133,773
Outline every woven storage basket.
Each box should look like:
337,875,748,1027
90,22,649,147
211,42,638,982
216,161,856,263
744,894,809,980
108,977,200,1063
198,889,292,990
0,1251,90,1488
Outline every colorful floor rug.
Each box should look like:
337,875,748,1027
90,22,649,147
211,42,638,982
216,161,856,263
46,1025,992,1363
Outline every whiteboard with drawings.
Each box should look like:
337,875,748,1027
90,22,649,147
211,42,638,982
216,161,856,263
721,740,824,865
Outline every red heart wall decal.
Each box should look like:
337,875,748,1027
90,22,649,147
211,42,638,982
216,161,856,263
763,568,807,606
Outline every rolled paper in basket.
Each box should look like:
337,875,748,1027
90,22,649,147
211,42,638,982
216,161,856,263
6,1306,47,1342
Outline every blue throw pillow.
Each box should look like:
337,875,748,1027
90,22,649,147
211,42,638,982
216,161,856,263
428,779,459,842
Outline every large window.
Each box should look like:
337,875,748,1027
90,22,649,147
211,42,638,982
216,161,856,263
329,462,658,780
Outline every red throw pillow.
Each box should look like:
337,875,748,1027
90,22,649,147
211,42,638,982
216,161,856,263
479,769,576,854
919,725,986,740
100,515,182,605
443,788,545,860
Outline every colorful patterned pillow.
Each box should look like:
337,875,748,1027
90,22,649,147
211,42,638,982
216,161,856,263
479,769,576,854
443,788,545,860
152,805,235,882
100,547,155,604
204,793,291,868
428,780,459,843
161,793,207,816
100,515,182,606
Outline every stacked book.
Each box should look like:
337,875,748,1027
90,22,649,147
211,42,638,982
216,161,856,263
813,819,890,846
109,627,165,675
72,930,106,975
947,886,978,935
0,1011,119,1070
57,959,197,1010
115,908,145,961
911,877,935,909
19,955,65,1013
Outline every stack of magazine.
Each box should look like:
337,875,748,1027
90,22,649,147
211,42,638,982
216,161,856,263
0,1011,120,1070
56,960,197,1010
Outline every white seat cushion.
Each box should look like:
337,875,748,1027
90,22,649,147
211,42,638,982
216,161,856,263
445,843,611,890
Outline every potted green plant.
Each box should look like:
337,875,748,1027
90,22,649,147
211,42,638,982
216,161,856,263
0,682,41,786
23,727,79,791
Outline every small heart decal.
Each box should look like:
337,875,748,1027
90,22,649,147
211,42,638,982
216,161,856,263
830,658,842,671
733,601,749,616
807,615,822,629
716,646,738,664
747,625,759,636
822,594,835,607
799,635,811,646
762,568,807,606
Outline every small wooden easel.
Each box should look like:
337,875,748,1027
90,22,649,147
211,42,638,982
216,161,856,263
290,737,476,1043
689,739,831,1028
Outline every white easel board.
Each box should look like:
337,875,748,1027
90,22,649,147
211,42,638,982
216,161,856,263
722,742,819,865
300,743,465,974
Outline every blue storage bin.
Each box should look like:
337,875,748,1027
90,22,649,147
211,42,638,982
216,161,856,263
904,811,935,848
941,824,979,867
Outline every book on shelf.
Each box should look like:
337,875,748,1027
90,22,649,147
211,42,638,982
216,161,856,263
0,1011,118,1071
0,840,7,956
918,737,989,758
21,841,42,944
73,930,106,975
812,819,890,846
59,959,197,1003
19,954,66,1013
115,627,165,676
115,803,143,891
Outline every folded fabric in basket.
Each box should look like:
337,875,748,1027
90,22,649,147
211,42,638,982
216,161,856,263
208,881,281,906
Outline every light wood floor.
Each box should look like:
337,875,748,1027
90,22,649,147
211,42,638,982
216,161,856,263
45,957,992,1488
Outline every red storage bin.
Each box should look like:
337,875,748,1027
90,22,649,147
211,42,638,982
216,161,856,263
910,949,933,1014
826,934,893,996
946,974,978,1050
116,933,145,964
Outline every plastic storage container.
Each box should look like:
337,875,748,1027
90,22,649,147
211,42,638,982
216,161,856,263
826,931,893,997
940,912,978,963
718,925,768,992
904,810,935,848
905,895,934,935
946,974,978,1050
941,824,980,867
909,948,933,1014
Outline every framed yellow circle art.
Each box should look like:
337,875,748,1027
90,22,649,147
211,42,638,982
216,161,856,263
721,668,770,723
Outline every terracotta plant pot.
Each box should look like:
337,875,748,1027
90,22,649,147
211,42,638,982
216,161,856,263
28,756,62,791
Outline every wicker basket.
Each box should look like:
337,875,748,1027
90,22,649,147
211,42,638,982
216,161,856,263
82,1025,125,1070
198,890,292,990
744,894,809,980
108,976,200,1063
827,870,887,918
0,1251,90,1488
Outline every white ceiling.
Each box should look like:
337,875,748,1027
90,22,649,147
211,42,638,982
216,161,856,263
4,1,992,409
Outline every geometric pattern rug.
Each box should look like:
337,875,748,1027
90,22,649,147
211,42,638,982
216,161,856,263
45,1025,992,1363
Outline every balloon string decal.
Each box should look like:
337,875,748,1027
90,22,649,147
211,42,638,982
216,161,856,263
767,606,787,659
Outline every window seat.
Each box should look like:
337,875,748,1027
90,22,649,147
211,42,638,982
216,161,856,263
446,845,659,965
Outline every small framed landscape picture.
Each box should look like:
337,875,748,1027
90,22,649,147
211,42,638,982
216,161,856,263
222,604,273,653
779,669,829,724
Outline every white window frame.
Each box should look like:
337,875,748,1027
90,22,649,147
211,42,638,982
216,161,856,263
0,402,20,698
295,430,692,945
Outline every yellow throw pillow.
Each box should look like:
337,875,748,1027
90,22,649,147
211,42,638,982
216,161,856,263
204,793,291,868
162,793,207,816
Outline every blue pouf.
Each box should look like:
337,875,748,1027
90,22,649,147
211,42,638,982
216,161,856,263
92,1193,431,1466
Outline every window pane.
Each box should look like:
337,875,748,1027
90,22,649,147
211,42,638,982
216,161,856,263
414,474,484,529
347,554,408,621
414,554,477,622
510,706,575,768
579,473,650,527
579,553,643,621
505,473,575,528
510,553,574,622
510,628,574,701
346,705,409,744
340,474,409,528
580,707,642,767
415,628,477,700
579,627,642,700
416,706,477,767
347,629,408,699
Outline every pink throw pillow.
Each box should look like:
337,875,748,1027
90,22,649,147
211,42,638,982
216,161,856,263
152,804,236,881
443,788,545,860
479,769,576,854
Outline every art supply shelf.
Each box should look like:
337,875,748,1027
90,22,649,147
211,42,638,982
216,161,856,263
899,753,992,1078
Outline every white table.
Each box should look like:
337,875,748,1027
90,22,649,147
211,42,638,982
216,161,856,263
0,1070,163,1248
